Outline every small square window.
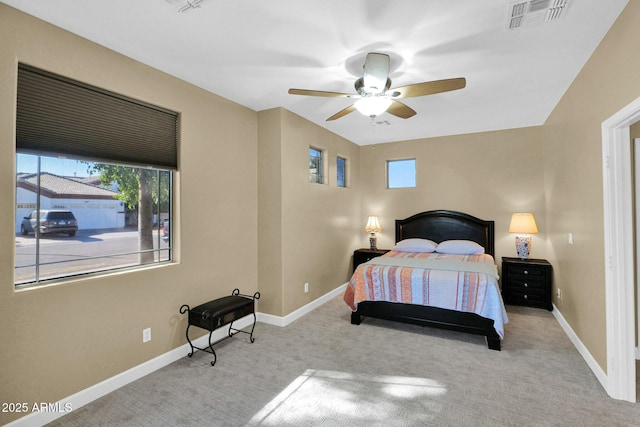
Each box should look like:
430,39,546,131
337,156,347,188
387,159,416,188
309,147,324,184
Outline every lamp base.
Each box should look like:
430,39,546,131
515,235,531,259
369,233,377,250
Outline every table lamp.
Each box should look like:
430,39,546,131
509,213,538,259
365,216,382,250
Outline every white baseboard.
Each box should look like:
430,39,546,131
6,285,347,427
7,316,254,427
551,304,608,392
258,283,347,327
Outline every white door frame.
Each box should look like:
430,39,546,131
601,97,639,402
635,138,640,363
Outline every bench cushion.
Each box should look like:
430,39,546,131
188,295,254,331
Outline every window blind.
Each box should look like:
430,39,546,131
16,64,178,169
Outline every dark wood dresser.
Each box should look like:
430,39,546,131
501,257,553,311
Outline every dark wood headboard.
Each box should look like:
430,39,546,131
395,210,495,257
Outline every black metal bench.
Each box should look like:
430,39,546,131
179,289,260,366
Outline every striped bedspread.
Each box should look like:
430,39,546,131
344,251,508,338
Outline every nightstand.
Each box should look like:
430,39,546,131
353,248,390,272
501,257,553,311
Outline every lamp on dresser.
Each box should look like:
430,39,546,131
365,216,382,250
508,212,538,259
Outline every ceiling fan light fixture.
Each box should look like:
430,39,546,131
287,51,466,121
354,97,392,117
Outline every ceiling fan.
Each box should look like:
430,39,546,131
288,52,466,121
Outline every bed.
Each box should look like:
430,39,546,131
344,210,508,350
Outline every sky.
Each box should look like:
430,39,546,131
388,159,416,188
18,152,416,187
17,153,96,178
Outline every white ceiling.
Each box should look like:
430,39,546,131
1,0,629,145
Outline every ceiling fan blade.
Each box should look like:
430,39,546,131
391,77,466,98
386,100,417,119
288,88,356,98
326,104,357,121
363,53,390,94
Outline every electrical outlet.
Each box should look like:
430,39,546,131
143,327,151,343
304,282,309,293
556,288,563,300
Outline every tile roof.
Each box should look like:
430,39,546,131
17,172,119,199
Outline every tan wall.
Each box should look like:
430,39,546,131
281,110,361,314
359,1,640,375
258,108,361,316
257,109,284,315
542,0,640,371
0,5,258,424
4,1,640,422
359,126,547,263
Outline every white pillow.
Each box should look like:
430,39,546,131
436,240,485,255
393,238,438,253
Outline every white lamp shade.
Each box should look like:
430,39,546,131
354,97,392,117
364,216,382,233
508,213,539,234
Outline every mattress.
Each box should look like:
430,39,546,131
344,250,509,338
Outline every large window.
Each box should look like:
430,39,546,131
387,159,416,188
15,155,172,286
15,64,177,288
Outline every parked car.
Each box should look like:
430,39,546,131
161,218,170,242
21,210,78,237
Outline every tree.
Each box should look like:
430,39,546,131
89,164,163,264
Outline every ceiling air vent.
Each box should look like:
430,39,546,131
507,0,570,30
165,0,206,13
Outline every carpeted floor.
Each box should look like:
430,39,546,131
48,295,640,426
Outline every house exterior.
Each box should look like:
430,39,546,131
15,172,124,233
